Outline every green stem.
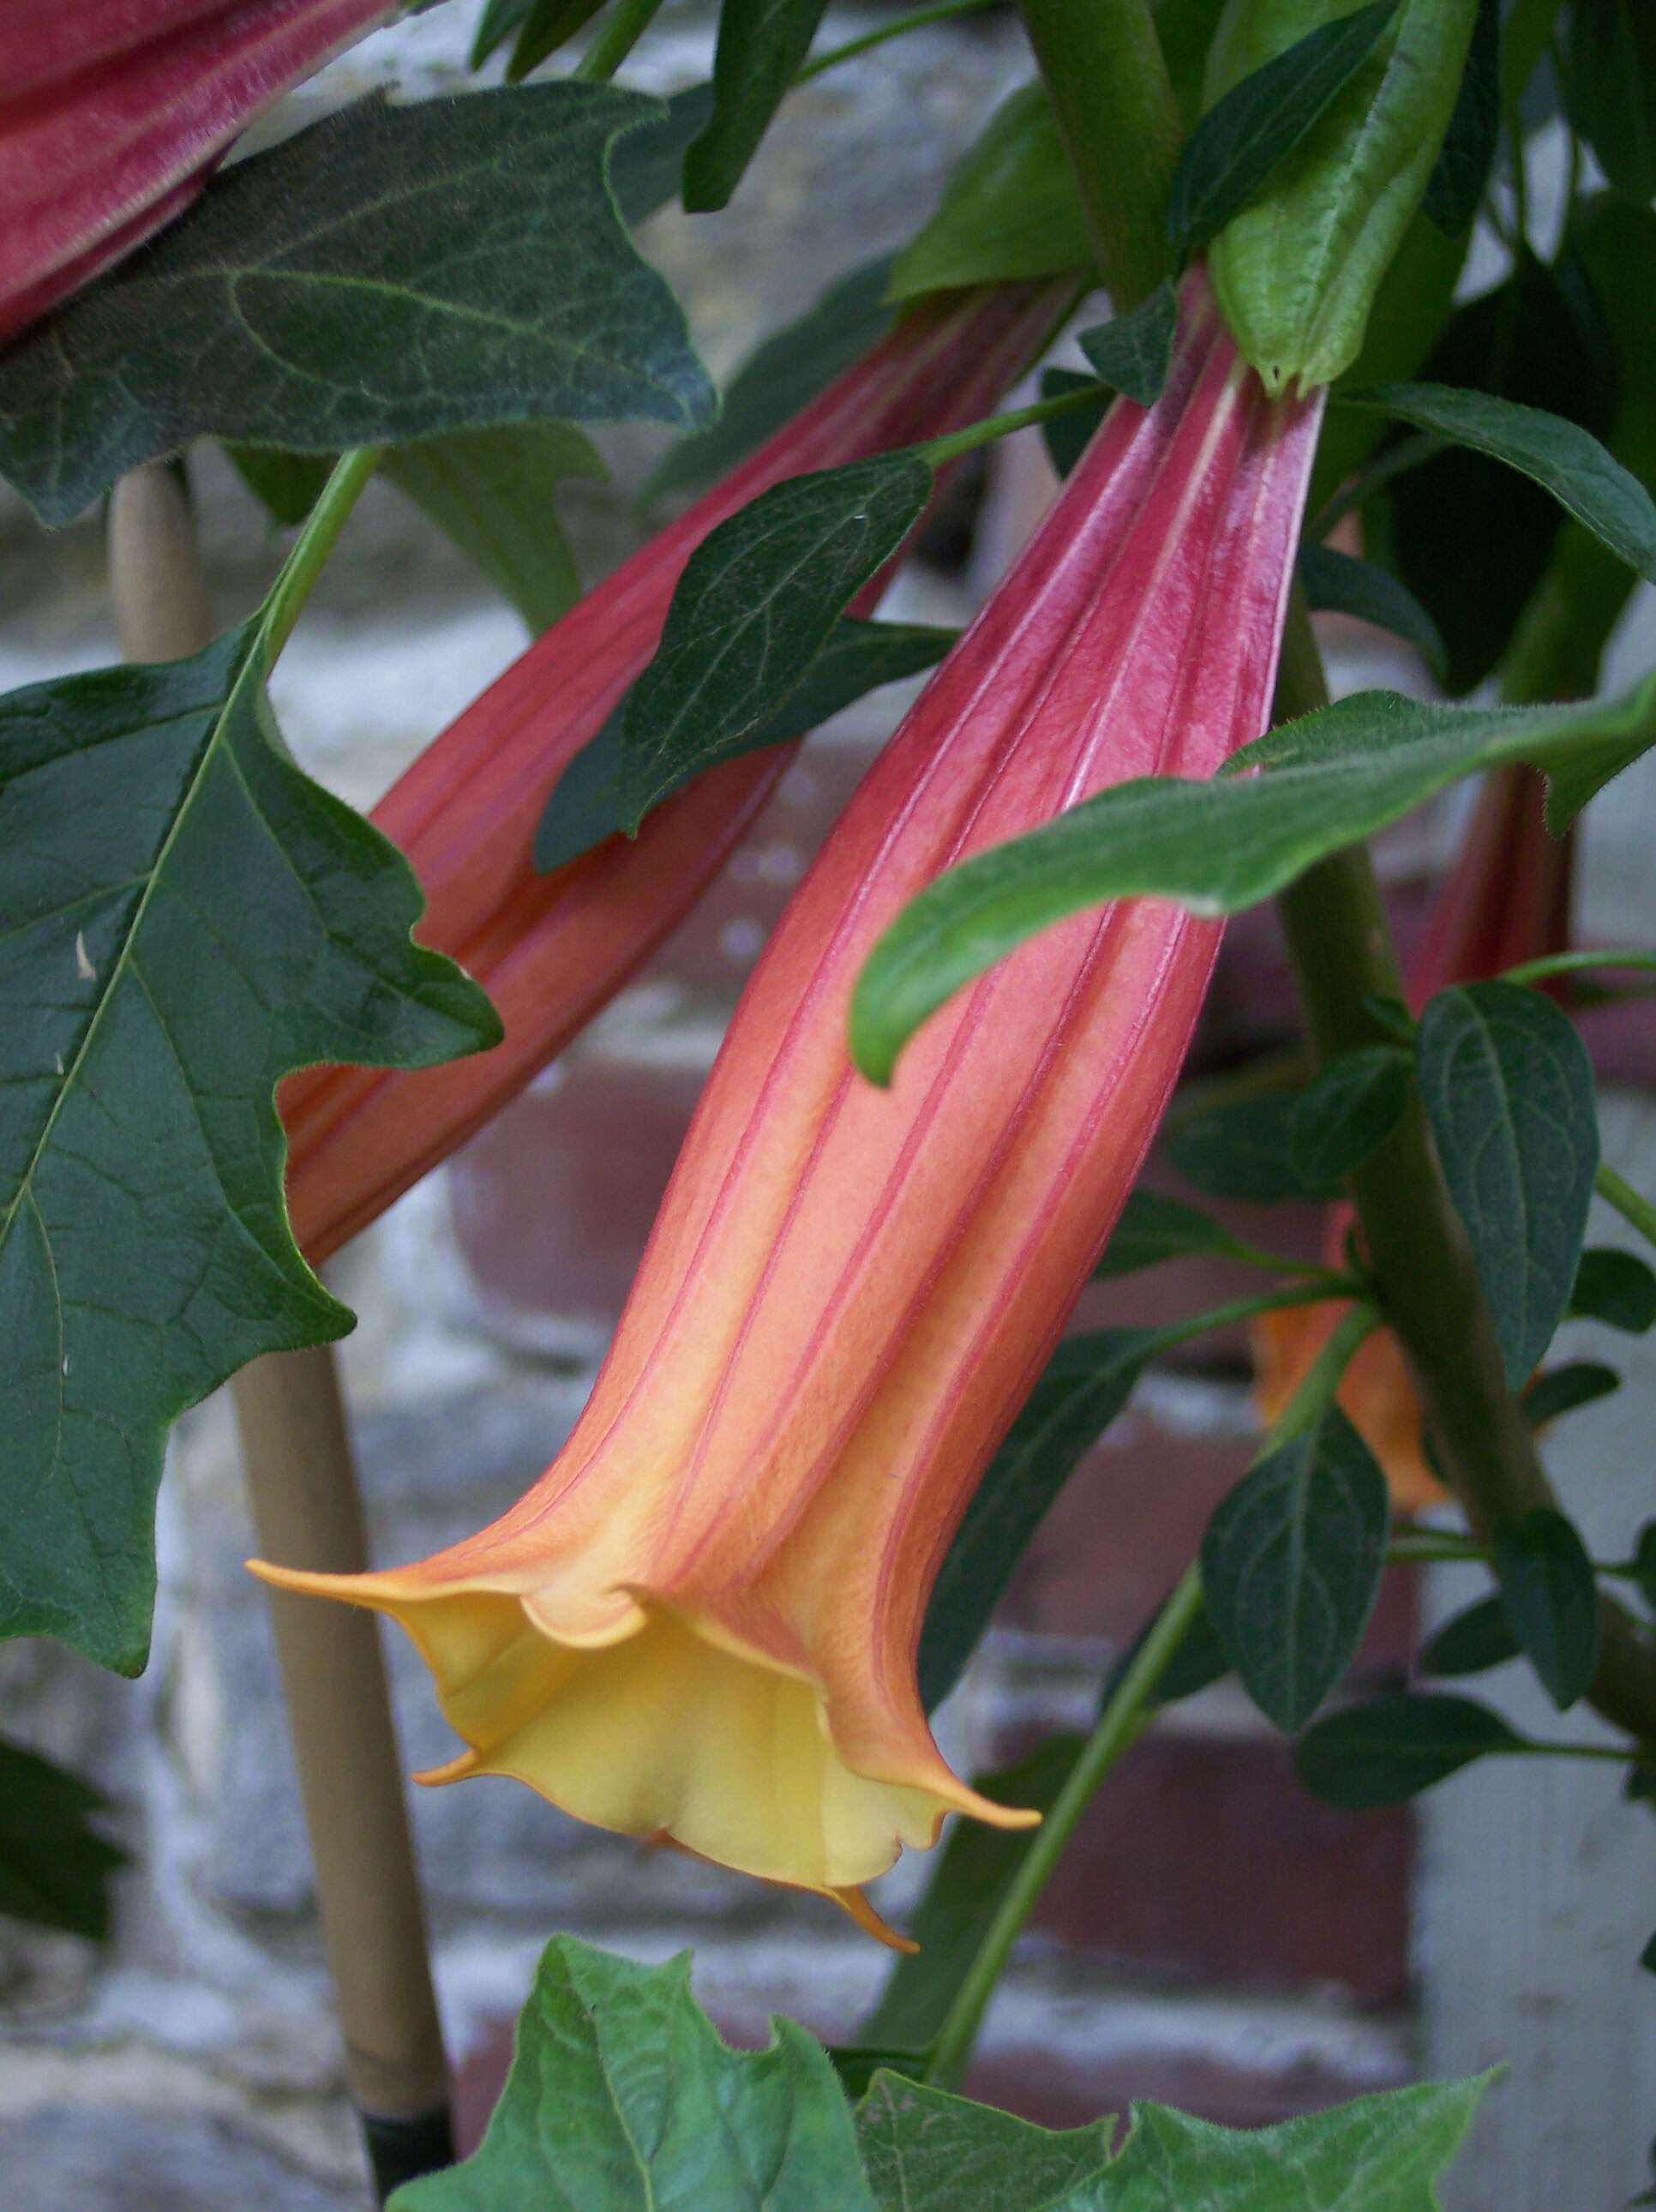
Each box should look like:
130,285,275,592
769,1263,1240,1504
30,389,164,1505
923,1561,1204,2093
1389,1535,1488,1566
261,446,384,662
1502,950,1656,988
1018,0,1181,310
912,381,1109,470
1271,593,1656,1747
795,0,999,83
573,0,666,81
1598,1164,1656,1253
1263,1300,1378,1447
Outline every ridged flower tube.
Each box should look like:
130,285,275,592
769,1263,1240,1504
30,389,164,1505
0,1,395,343
253,274,1323,1935
1253,766,1575,1510
280,284,1066,1262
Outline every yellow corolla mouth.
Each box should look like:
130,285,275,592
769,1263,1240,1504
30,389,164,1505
247,1560,1036,1945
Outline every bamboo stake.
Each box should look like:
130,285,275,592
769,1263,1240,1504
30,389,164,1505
109,461,454,2201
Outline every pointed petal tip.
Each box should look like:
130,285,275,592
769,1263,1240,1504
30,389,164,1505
832,1884,919,1953
413,1751,482,1788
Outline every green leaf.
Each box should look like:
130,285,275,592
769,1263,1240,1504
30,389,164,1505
616,454,932,833
1377,254,1617,694
1203,0,1481,392
1569,1246,1656,1333
1566,0,1656,207
508,0,609,81
1097,1584,1234,1710
1522,1361,1620,1428
1416,983,1599,1388
848,675,1656,1084
1419,1595,1521,1678
1039,367,1108,480
860,1739,1078,2056
1077,281,1179,409
391,1936,875,2211
1167,0,1401,254
1421,0,1500,231
1092,1187,1253,1277
646,257,897,504
0,86,713,527
887,82,1093,302
682,0,829,213
0,628,501,1674
857,2073,1113,2210
916,1330,1157,1711
609,83,718,227
0,1735,126,1939
1201,1407,1390,1731
856,2071,1491,2212
1493,1506,1602,1710
1299,543,1446,676
1166,1093,1340,1203
1346,380,1656,592
1294,1692,1528,1807
1635,1521,1656,1615
233,425,606,632
1642,1929,1656,1975
1290,1044,1413,1187
536,617,954,874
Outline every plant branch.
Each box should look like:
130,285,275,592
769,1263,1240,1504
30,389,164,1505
1599,1163,1656,1253
261,444,384,661
1271,592,1656,1747
1017,0,1180,310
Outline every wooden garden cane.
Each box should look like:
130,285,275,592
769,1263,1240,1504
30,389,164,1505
109,462,455,2203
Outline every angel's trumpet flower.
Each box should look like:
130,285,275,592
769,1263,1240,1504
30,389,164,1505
1252,767,1574,1511
281,282,1066,1262
253,274,1323,1934
1,1,396,343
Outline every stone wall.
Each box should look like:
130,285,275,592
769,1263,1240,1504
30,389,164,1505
3,8,1655,2208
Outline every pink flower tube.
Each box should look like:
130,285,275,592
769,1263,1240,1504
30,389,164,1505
0,1,396,344
281,283,1069,1262
254,274,1323,1936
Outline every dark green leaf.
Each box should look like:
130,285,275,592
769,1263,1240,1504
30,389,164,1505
537,616,952,875
1294,1692,1528,1807
1290,1044,1413,1187
1364,993,1416,1043
1416,983,1599,1388
0,628,501,1673
617,454,931,833
1643,1930,1656,1975
857,2074,1113,2211
1039,367,1107,479
0,1736,126,1939
646,257,897,504
1569,1247,1656,1333
1493,1506,1602,1710
1567,0,1656,206
470,0,537,67
1348,378,1656,589
888,81,1093,300
1522,1361,1620,1428
609,83,718,227
226,448,333,527
1419,1595,1521,1678
849,676,1656,1084
390,1936,874,2210
917,1330,1157,1710
509,0,608,80
1373,255,1615,693
1166,0,1401,253
0,86,713,526
828,2047,922,2101
1092,1187,1251,1278
1299,543,1447,676
859,1739,1078,2054
1634,1521,1656,1615
1166,1093,1339,1203
1098,1586,1233,1710
1077,282,1179,410
1202,1407,1390,1731
682,0,829,213
1422,0,1500,231
856,2071,1490,2212
1159,0,1233,128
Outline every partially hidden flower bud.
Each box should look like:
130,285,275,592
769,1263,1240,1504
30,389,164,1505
1,1,395,343
1253,766,1574,1511
254,271,1323,1937
281,284,1068,1263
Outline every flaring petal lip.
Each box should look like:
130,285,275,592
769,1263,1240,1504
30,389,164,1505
254,269,1323,1932
0,2,395,345
278,283,1070,1261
